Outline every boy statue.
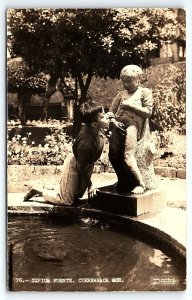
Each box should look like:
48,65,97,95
107,64,157,194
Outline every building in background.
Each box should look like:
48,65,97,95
8,90,75,121
150,8,186,65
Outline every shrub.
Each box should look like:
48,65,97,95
149,64,186,134
8,57,48,94
7,125,73,165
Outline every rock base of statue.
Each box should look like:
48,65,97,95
89,185,166,217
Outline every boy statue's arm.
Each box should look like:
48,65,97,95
109,92,122,115
105,93,126,136
122,88,153,119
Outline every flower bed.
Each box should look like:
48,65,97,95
7,123,186,171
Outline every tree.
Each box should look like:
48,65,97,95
8,8,177,134
7,57,48,124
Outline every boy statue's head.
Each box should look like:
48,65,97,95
120,65,143,93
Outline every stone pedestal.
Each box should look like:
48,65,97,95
89,185,165,217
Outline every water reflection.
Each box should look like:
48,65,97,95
8,216,185,291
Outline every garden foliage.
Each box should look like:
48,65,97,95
8,9,178,132
7,124,72,165
8,57,49,125
8,57,48,94
7,9,185,165
149,64,186,134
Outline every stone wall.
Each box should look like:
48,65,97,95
7,165,186,179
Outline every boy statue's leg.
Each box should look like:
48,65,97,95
124,125,145,194
109,127,126,184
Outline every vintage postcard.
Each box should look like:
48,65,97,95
7,8,186,292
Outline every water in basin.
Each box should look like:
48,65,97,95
8,215,185,291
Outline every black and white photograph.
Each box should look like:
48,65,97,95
7,8,186,292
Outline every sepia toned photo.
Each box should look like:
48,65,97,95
7,8,186,292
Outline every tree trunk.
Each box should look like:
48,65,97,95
72,102,82,138
72,72,93,137
41,96,50,121
18,92,31,125
72,77,81,138
41,74,58,121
